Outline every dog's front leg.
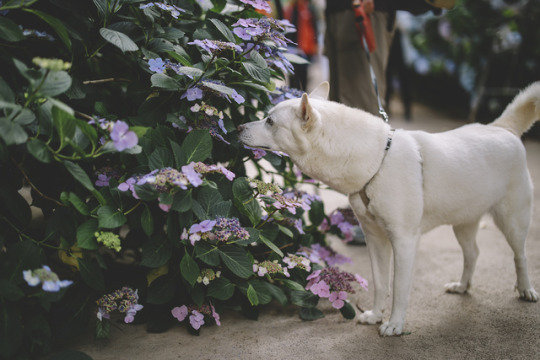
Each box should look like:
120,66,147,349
379,235,419,336
349,193,392,325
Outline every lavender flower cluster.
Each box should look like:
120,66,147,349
282,189,321,212
96,287,144,323
185,217,250,246
253,260,290,277
319,208,361,243
23,266,72,292
306,267,368,309
269,86,304,105
139,2,185,18
171,303,221,330
233,18,295,47
189,39,242,54
283,253,311,271
95,166,119,187
118,163,235,204
88,118,138,152
297,243,352,267
238,0,272,12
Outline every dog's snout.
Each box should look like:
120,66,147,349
237,124,246,132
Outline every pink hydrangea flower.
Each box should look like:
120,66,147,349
172,305,188,322
329,291,347,309
189,310,205,330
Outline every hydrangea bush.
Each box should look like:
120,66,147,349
0,1,366,358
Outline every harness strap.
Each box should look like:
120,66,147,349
357,128,395,207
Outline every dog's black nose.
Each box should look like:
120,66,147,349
237,124,246,132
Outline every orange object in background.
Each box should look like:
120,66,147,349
352,0,377,53
285,0,317,56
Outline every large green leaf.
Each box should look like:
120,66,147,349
339,301,356,319
207,277,234,300
299,307,324,321
193,242,220,266
38,71,72,97
141,205,154,236
179,253,199,286
78,257,105,291
24,9,71,49
151,73,180,91
64,161,94,191
232,177,261,226
147,276,176,305
246,284,259,306
219,245,253,278
258,234,284,257
179,129,212,165
0,118,27,145
242,62,271,83
99,27,138,52
0,16,24,42
140,236,172,268
26,139,52,163
208,18,236,42
76,219,98,250
97,205,127,229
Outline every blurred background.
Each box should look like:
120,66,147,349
272,0,540,137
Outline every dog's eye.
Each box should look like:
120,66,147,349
266,118,274,126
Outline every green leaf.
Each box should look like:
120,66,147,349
232,178,261,226
151,73,180,91
179,129,212,165
258,234,284,257
23,9,71,49
78,257,105,291
171,190,192,213
0,305,22,358
53,107,76,149
208,18,235,42
308,200,325,226
95,320,110,340
193,242,220,266
26,139,52,163
76,219,98,250
0,280,24,301
12,108,35,125
180,253,199,286
99,27,138,52
339,301,356,319
141,205,154,236
38,71,72,97
176,66,203,77
219,245,253,279
283,52,310,64
299,307,324,321
290,290,319,308
246,284,259,306
0,16,24,42
67,192,89,215
0,78,14,101
201,80,236,97
140,236,172,268
207,277,234,300
0,118,27,145
262,282,287,305
147,276,175,305
209,200,231,218
278,224,293,238
280,279,305,292
97,205,127,229
242,62,271,83
64,161,95,191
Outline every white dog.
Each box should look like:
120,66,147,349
239,81,540,336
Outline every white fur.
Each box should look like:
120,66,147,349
239,81,539,336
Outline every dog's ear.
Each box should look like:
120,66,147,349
309,81,330,100
300,93,316,130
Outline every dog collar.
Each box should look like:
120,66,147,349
356,128,396,207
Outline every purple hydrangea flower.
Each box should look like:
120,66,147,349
182,87,204,101
172,305,188,321
148,58,166,73
329,291,347,309
239,0,271,12
110,121,138,151
181,163,203,187
189,310,205,330
189,39,242,54
23,265,72,292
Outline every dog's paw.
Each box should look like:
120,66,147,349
379,321,403,336
518,287,538,302
444,282,468,294
356,310,383,325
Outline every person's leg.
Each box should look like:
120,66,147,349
325,13,340,102
331,10,394,114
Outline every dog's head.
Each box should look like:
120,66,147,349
238,82,330,156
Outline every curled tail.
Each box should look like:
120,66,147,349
491,82,540,137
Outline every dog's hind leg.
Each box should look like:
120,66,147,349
445,220,481,294
491,175,538,302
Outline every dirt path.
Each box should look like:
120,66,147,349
76,105,540,360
